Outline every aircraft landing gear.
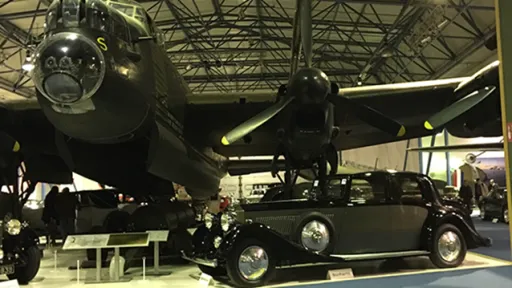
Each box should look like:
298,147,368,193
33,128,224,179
271,144,300,200
271,143,339,200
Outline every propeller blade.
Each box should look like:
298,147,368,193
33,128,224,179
221,98,294,145
300,0,312,68
424,86,496,131
327,95,406,137
0,132,20,152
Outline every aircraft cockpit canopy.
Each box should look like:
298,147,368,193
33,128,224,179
44,0,154,41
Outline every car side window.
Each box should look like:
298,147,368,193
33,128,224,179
349,174,386,203
396,176,429,203
324,177,349,198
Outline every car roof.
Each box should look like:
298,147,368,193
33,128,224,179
327,170,429,179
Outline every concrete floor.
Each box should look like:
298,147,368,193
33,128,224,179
8,247,509,288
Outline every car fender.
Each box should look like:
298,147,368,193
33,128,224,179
218,222,327,266
20,227,40,248
421,211,482,250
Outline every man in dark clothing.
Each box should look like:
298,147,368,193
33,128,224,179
459,181,473,211
55,187,78,242
42,186,59,245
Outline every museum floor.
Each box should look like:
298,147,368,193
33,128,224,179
18,217,511,288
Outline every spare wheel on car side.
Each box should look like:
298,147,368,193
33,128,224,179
293,212,335,254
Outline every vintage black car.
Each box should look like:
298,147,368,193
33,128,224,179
0,193,41,284
480,188,509,224
183,171,492,287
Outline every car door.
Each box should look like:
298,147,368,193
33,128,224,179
335,173,394,254
388,174,430,251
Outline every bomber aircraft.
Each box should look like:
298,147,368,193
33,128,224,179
0,0,502,213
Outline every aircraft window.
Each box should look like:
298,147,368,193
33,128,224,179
62,0,80,28
156,29,166,49
109,3,133,16
105,0,151,37
87,7,111,33
45,0,59,32
110,12,130,42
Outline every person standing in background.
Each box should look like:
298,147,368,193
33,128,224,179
55,187,78,242
475,179,483,210
459,180,473,211
42,186,59,245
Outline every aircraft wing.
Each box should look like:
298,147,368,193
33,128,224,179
407,142,503,152
185,76,472,156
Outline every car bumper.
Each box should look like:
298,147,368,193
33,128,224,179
0,259,14,275
182,251,218,268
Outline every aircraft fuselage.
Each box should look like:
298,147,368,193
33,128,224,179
32,0,224,199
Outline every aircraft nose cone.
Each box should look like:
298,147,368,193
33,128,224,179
289,67,330,104
33,32,106,104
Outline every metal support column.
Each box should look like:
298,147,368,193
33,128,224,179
444,130,452,185
495,0,512,257
403,139,411,171
418,138,423,174
425,134,437,176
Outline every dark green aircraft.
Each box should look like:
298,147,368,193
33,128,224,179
0,0,501,206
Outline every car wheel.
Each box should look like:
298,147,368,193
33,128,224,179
198,264,226,277
8,245,41,284
429,224,467,268
225,238,276,287
503,208,509,224
480,206,491,221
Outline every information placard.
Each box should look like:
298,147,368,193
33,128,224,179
147,230,169,242
63,234,109,250
106,233,150,247
326,268,354,281
63,233,150,250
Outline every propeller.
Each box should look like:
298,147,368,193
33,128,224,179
424,86,496,131
327,94,406,137
220,0,406,145
0,132,20,153
221,97,293,145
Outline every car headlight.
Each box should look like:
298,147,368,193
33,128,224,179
220,213,235,232
0,250,4,260
6,219,21,235
204,213,214,230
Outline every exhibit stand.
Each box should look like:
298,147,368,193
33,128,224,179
62,232,150,283
145,230,171,276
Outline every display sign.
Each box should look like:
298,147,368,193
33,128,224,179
0,280,19,288
106,233,149,247
198,272,213,286
63,234,109,250
326,268,354,281
63,233,149,250
147,230,169,242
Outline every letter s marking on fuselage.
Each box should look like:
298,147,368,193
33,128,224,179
97,37,108,51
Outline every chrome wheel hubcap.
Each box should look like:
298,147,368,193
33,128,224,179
301,220,330,252
438,231,462,262
504,209,509,224
238,246,269,281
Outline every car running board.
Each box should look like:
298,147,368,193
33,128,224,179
330,250,430,261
